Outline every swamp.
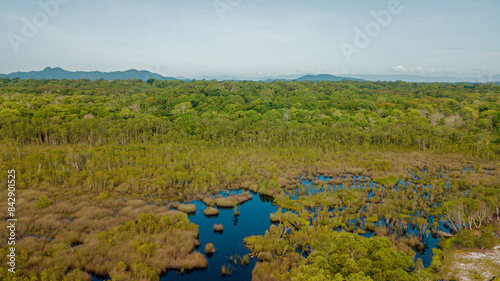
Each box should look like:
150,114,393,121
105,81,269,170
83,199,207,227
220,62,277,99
0,79,499,280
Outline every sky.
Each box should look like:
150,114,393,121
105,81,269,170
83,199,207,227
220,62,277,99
1,0,499,79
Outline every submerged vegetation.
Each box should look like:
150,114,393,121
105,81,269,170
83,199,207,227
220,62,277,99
0,78,499,280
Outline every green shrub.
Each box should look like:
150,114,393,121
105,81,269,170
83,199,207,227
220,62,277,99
258,187,274,197
270,213,280,223
438,236,456,250
364,222,377,232
454,227,499,250
455,230,478,249
36,195,51,209
373,175,399,187
96,191,109,200
476,227,498,249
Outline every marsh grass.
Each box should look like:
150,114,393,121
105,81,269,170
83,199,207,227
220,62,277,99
77,212,203,279
73,206,114,220
346,167,364,176
240,181,251,189
202,197,216,206
215,197,238,208
1,190,206,281
205,243,215,254
125,199,147,208
204,207,219,217
213,224,223,232
178,204,197,214
258,187,275,197
277,177,288,187
249,184,259,193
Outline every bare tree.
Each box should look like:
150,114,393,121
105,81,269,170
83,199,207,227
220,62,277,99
443,201,465,232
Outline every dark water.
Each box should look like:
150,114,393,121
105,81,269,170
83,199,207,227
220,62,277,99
162,190,279,281
91,275,109,281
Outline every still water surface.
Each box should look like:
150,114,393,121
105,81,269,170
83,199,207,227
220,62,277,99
162,190,278,281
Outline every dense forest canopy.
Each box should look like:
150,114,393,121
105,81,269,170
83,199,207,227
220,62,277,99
0,78,499,156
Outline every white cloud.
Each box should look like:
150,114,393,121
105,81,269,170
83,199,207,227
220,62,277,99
391,65,425,73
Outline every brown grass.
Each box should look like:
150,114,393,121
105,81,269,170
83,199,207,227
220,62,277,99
178,204,197,214
202,197,216,206
205,243,215,254
215,197,238,208
213,224,224,232
258,187,275,197
249,184,259,193
212,192,253,208
204,207,219,216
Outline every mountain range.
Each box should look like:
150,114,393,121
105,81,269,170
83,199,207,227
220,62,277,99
0,67,176,81
293,74,365,82
1,67,499,84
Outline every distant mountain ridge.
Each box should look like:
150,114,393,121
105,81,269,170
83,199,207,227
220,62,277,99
0,67,177,81
262,74,363,82
0,68,499,83
295,74,364,82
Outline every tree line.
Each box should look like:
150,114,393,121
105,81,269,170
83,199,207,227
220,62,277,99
1,78,499,157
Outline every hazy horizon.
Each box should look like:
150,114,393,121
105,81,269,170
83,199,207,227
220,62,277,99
3,66,500,82
1,0,499,78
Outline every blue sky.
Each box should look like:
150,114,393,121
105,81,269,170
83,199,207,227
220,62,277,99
1,0,499,78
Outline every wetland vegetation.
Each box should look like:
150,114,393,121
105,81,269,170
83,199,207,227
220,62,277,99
0,78,499,280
